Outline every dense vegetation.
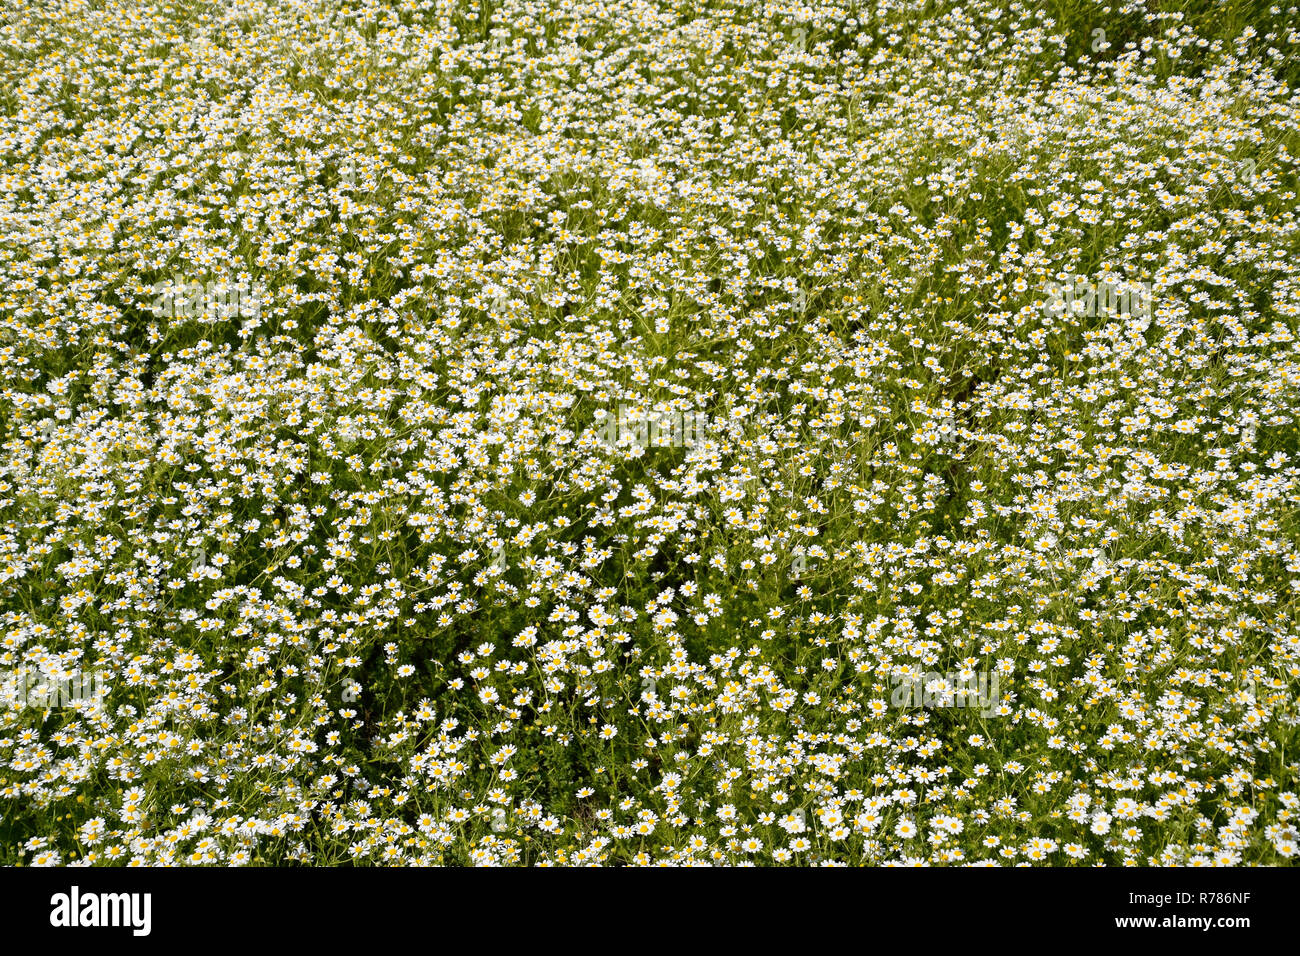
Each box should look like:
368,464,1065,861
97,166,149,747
1,0,1298,865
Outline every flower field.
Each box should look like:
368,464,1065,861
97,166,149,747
2,0,1299,866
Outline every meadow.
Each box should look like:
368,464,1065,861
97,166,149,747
1,0,1298,865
